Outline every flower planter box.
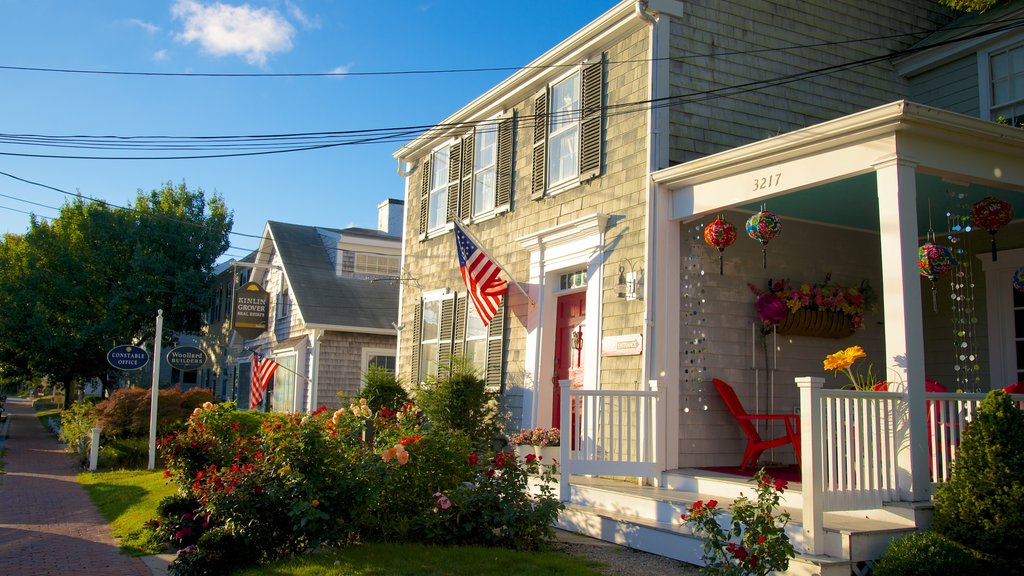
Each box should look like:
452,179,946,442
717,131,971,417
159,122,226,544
777,309,855,339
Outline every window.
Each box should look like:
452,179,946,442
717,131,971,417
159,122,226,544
473,122,498,217
990,42,1024,125
411,292,505,389
363,348,397,373
428,147,450,232
271,355,296,413
419,299,442,383
548,72,581,187
236,360,251,410
277,276,290,319
355,253,400,276
531,56,604,198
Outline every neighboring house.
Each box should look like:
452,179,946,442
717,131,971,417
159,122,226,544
392,0,1024,571
200,200,403,413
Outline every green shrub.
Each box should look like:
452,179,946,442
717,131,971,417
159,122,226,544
169,526,254,576
932,390,1024,566
873,531,978,576
98,437,150,469
417,358,500,451
59,400,97,457
355,365,409,413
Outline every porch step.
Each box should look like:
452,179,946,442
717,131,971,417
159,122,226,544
562,474,919,570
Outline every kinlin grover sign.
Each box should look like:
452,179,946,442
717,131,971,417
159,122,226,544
232,281,270,340
107,345,150,371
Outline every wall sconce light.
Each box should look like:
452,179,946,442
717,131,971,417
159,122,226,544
616,259,644,301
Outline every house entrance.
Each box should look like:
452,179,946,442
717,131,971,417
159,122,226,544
552,291,585,429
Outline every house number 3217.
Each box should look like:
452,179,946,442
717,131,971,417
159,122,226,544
753,173,781,191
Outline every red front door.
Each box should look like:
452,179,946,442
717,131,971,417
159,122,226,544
552,291,585,429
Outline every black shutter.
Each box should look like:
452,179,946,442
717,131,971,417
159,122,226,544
485,298,506,390
447,143,461,225
439,297,455,375
530,90,548,200
410,301,422,383
453,294,467,358
495,112,515,212
418,159,431,239
460,134,474,222
579,56,604,181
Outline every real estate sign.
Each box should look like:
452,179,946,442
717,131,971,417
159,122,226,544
232,281,270,340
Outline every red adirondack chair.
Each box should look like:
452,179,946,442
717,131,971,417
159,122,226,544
712,378,801,470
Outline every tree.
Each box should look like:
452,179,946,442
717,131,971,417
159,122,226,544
937,0,999,11
0,182,232,404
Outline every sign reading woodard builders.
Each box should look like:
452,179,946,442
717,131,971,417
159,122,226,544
166,346,207,371
232,281,270,340
107,345,150,370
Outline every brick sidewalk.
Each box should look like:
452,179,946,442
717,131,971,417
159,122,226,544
0,396,151,576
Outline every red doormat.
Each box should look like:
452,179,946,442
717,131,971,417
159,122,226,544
697,465,801,485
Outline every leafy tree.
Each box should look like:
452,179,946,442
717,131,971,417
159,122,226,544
937,0,998,11
0,182,232,404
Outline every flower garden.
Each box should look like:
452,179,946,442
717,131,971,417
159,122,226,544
145,366,562,576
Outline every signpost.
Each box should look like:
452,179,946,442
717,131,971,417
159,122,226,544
148,310,163,470
232,281,270,340
166,346,207,371
106,345,150,371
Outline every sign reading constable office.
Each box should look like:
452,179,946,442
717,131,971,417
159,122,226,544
166,346,207,371
232,281,270,340
107,345,150,371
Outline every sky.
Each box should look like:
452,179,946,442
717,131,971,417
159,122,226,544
0,0,617,261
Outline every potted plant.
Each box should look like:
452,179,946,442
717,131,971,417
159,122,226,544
749,275,875,338
508,426,560,465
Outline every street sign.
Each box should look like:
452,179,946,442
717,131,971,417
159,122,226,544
107,345,150,371
232,281,270,340
166,346,207,371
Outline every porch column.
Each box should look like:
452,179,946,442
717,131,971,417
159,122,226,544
874,157,930,501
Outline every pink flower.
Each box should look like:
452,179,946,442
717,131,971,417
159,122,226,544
433,492,451,510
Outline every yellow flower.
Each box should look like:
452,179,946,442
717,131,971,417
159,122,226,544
823,346,866,371
202,401,214,410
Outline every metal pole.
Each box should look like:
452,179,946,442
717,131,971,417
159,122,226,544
148,309,163,470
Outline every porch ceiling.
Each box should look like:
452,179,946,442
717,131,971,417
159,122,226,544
737,173,1024,234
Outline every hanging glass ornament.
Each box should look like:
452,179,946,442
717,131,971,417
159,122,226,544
1014,267,1024,294
919,240,957,312
970,196,1012,261
703,215,737,275
745,207,782,269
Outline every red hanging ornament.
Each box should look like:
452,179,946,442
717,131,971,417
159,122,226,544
970,196,1012,261
703,216,737,275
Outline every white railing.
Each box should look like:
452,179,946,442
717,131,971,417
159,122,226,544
558,380,660,500
798,377,1024,555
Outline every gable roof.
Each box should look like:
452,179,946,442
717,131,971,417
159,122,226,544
267,220,399,334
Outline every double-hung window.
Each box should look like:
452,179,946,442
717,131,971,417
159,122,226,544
427,147,451,233
531,55,604,199
417,298,443,383
411,292,506,389
990,41,1024,126
473,122,498,217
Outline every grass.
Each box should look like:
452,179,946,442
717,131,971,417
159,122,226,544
78,469,177,555
234,542,607,576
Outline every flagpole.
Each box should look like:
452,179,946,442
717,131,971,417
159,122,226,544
453,219,535,307
243,347,311,382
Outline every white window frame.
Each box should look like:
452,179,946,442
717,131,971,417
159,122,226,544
277,274,290,320
546,68,582,191
427,144,453,233
980,247,1024,387
361,347,397,379
418,289,451,383
472,119,499,219
270,353,298,413
977,31,1024,124
354,252,400,276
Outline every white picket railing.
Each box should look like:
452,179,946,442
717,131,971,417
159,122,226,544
798,377,1024,554
558,380,661,500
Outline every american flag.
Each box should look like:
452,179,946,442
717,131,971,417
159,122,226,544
250,353,280,410
454,222,508,326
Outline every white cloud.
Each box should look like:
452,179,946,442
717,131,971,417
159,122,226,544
286,1,320,30
328,64,351,76
171,0,295,66
153,49,170,61
127,18,160,34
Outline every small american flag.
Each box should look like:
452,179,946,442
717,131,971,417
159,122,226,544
454,222,507,326
250,353,280,410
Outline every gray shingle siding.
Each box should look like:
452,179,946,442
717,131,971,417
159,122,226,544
907,54,980,116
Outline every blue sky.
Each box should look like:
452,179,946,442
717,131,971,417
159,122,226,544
0,1,615,260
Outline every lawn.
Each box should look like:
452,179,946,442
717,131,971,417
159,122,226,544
78,469,177,555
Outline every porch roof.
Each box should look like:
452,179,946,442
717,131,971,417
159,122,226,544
652,100,1024,229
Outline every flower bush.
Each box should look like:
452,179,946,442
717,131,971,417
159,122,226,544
749,277,874,330
823,345,879,391
508,426,560,447
682,468,795,575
